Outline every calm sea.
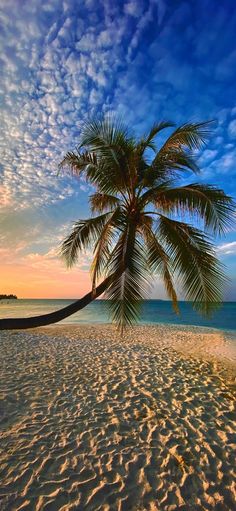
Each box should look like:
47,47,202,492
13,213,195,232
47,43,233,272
0,299,235,332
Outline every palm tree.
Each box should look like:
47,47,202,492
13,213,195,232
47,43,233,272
0,117,234,330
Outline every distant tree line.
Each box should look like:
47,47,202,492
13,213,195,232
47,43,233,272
0,294,17,300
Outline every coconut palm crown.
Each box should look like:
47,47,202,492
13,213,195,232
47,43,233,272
60,117,235,331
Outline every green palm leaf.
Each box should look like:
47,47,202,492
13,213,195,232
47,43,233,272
78,116,132,151
159,216,227,314
59,150,98,176
137,121,174,153
155,184,235,234
105,223,150,332
59,117,234,330
140,220,178,312
78,117,135,193
90,192,121,213
61,212,114,268
91,208,121,292
159,121,213,152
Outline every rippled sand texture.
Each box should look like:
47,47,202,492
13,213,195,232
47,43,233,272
0,325,235,511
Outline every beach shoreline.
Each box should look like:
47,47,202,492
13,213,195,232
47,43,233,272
0,324,235,510
35,323,236,383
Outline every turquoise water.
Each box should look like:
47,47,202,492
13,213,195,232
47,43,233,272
0,299,235,332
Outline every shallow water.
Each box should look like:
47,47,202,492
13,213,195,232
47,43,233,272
0,299,236,332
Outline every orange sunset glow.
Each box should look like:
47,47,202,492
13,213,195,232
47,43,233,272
0,246,91,298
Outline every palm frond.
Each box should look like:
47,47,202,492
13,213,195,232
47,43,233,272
105,223,149,331
140,220,178,312
159,121,213,153
86,161,122,195
61,212,114,268
59,150,119,194
58,117,232,329
91,209,121,292
78,116,133,150
78,117,132,169
155,184,235,234
139,181,173,207
159,216,227,314
137,121,174,153
90,192,121,213
145,150,199,186
59,150,98,176
77,117,135,193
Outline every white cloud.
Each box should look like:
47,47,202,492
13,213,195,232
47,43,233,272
124,1,144,18
97,29,113,48
0,1,132,212
217,241,236,255
228,119,236,138
127,3,154,59
1,0,236,249
199,149,218,164
203,148,236,178
218,151,236,171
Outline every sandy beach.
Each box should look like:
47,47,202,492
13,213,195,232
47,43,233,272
0,324,235,511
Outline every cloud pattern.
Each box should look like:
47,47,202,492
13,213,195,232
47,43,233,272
0,0,236,297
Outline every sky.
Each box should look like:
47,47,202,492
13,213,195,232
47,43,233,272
0,0,236,299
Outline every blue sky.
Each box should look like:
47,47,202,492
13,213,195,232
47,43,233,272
0,0,236,299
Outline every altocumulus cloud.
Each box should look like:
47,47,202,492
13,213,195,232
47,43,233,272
0,0,236,300
1,0,236,214
217,241,236,256
1,0,168,212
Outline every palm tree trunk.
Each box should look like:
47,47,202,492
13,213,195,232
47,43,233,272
0,276,111,330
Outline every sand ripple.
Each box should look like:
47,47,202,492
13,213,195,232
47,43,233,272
0,324,235,510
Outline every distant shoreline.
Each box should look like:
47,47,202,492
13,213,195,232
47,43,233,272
0,294,17,300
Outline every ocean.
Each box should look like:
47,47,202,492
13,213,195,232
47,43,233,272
0,299,235,332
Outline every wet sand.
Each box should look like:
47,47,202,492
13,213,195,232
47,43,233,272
0,324,235,511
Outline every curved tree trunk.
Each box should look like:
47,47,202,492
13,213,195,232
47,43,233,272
0,276,111,330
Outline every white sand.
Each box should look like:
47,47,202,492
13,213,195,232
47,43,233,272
0,324,235,511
